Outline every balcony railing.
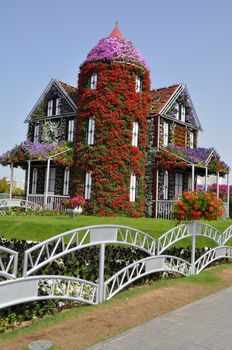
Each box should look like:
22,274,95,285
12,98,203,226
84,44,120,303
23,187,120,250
153,200,177,220
28,194,69,210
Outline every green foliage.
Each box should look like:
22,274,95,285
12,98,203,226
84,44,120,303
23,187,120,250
0,179,9,193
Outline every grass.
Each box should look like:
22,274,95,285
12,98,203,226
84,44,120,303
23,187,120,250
1,263,232,347
0,215,232,248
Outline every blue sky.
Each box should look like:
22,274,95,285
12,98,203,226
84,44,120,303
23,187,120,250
0,0,231,183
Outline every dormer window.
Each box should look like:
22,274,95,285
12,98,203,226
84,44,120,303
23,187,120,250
87,118,95,145
47,99,53,117
89,73,97,90
135,76,142,93
33,125,39,143
132,122,139,147
176,103,186,122
47,98,61,116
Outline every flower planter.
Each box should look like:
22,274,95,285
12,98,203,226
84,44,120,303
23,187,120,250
67,206,83,218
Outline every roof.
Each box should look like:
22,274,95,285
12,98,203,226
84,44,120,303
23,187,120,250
58,80,78,103
81,25,148,69
150,84,180,114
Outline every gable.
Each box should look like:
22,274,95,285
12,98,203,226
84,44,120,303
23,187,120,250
150,84,203,131
25,79,78,122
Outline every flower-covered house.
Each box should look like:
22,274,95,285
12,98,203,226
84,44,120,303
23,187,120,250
0,25,230,217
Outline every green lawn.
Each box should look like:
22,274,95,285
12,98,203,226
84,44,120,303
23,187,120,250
0,215,232,248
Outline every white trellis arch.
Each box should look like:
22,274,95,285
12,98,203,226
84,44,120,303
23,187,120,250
0,223,232,309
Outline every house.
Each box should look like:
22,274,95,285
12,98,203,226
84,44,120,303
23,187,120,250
0,25,230,217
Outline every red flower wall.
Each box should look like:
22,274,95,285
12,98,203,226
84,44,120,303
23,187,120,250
72,61,150,216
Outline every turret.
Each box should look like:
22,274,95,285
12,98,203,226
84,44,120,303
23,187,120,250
73,25,150,216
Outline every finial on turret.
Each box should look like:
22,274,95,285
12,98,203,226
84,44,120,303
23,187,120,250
115,20,118,27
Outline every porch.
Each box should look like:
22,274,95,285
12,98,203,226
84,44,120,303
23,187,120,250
152,147,230,219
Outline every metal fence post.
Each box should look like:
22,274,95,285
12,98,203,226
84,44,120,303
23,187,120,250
98,243,105,303
191,221,196,275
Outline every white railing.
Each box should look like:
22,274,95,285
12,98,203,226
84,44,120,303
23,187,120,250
27,194,69,210
154,200,177,219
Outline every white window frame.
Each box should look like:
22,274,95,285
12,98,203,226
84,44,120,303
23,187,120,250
32,168,37,194
34,125,39,143
130,173,136,202
175,172,183,196
55,97,61,115
63,167,70,196
163,121,169,146
87,118,95,145
44,168,56,194
68,119,74,142
189,131,194,148
85,172,92,200
163,171,169,200
132,122,139,147
47,99,53,117
181,105,186,122
135,76,142,93
90,73,97,90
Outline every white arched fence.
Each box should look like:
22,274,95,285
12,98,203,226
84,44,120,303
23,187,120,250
0,222,232,309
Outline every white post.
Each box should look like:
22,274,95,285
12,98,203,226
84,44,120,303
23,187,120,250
9,163,14,199
227,172,230,218
191,164,195,191
44,158,50,207
26,160,31,203
205,167,208,191
98,243,105,304
216,171,220,198
191,221,196,275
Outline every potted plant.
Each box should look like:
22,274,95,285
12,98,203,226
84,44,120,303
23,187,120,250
61,195,86,218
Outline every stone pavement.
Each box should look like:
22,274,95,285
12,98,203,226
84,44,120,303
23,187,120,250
88,287,232,350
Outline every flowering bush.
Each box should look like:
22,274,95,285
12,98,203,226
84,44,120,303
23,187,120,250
173,191,224,222
61,196,86,209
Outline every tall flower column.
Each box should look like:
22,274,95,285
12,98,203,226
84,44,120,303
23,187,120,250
72,26,150,216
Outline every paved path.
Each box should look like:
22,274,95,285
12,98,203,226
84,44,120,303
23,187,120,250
88,287,232,350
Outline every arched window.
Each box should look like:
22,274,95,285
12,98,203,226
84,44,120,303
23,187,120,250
89,73,97,90
135,76,142,93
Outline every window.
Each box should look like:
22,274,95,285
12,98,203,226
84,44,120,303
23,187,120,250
63,167,70,195
44,168,56,193
32,168,37,194
132,122,139,147
176,103,186,122
130,173,137,202
47,98,61,116
34,125,39,143
85,172,92,200
175,172,183,196
163,171,169,200
87,118,95,145
55,98,61,115
47,99,53,117
180,105,186,122
135,76,142,93
163,121,169,146
68,119,74,142
189,131,194,149
89,73,97,90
